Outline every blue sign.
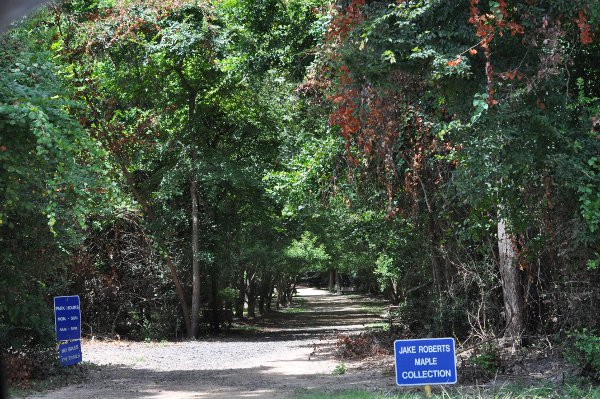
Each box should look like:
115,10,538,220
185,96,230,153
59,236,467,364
394,338,457,386
59,340,82,367
54,295,81,341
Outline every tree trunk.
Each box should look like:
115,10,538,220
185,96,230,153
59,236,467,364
258,295,265,315
235,267,245,318
247,296,256,318
190,180,200,338
246,273,257,318
498,217,524,340
289,278,297,305
390,279,400,305
276,282,283,309
266,281,275,312
211,273,220,332
329,269,335,291
429,218,443,299
188,87,200,339
165,255,192,338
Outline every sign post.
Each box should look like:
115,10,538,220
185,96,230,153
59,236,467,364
54,295,82,367
394,337,457,394
424,385,432,397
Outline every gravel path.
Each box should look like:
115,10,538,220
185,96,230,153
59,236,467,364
27,287,397,399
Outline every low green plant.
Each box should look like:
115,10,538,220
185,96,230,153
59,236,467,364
364,322,390,331
282,298,308,313
561,382,600,399
361,303,387,315
230,325,263,333
291,391,411,399
282,306,308,314
332,363,347,375
568,329,600,378
469,343,500,376
290,385,600,398
218,288,238,304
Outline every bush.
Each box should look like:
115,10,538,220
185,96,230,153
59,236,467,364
5,345,58,387
569,329,600,379
332,363,347,375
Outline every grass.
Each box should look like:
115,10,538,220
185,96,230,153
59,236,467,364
361,302,387,315
364,322,390,331
281,297,309,314
292,391,404,399
290,383,600,399
230,325,263,333
129,355,147,365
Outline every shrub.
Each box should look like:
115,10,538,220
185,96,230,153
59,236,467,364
569,329,600,379
332,363,346,375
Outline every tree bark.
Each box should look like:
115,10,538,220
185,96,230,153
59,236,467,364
329,269,335,292
187,86,200,339
235,266,246,318
497,217,524,339
390,279,400,305
258,294,265,315
266,281,275,312
190,179,200,338
247,277,256,318
211,272,220,332
276,281,283,309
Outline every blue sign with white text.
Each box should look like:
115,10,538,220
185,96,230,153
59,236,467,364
394,338,457,386
54,295,81,341
59,340,82,367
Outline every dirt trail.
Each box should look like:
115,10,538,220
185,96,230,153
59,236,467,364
27,287,398,399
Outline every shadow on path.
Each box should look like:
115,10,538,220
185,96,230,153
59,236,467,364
27,286,392,399
37,362,396,399
248,287,386,338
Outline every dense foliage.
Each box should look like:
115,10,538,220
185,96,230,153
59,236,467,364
310,0,600,338
1,0,599,382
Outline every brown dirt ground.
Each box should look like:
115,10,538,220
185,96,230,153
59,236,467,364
25,287,402,399
24,287,580,399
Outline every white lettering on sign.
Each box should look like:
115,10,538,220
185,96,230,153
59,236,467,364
67,305,80,310
402,369,452,379
418,344,451,353
398,346,416,354
415,357,438,366
55,306,66,311
70,316,79,321
58,317,66,321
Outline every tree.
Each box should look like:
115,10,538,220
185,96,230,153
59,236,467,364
298,0,600,339
0,10,121,349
